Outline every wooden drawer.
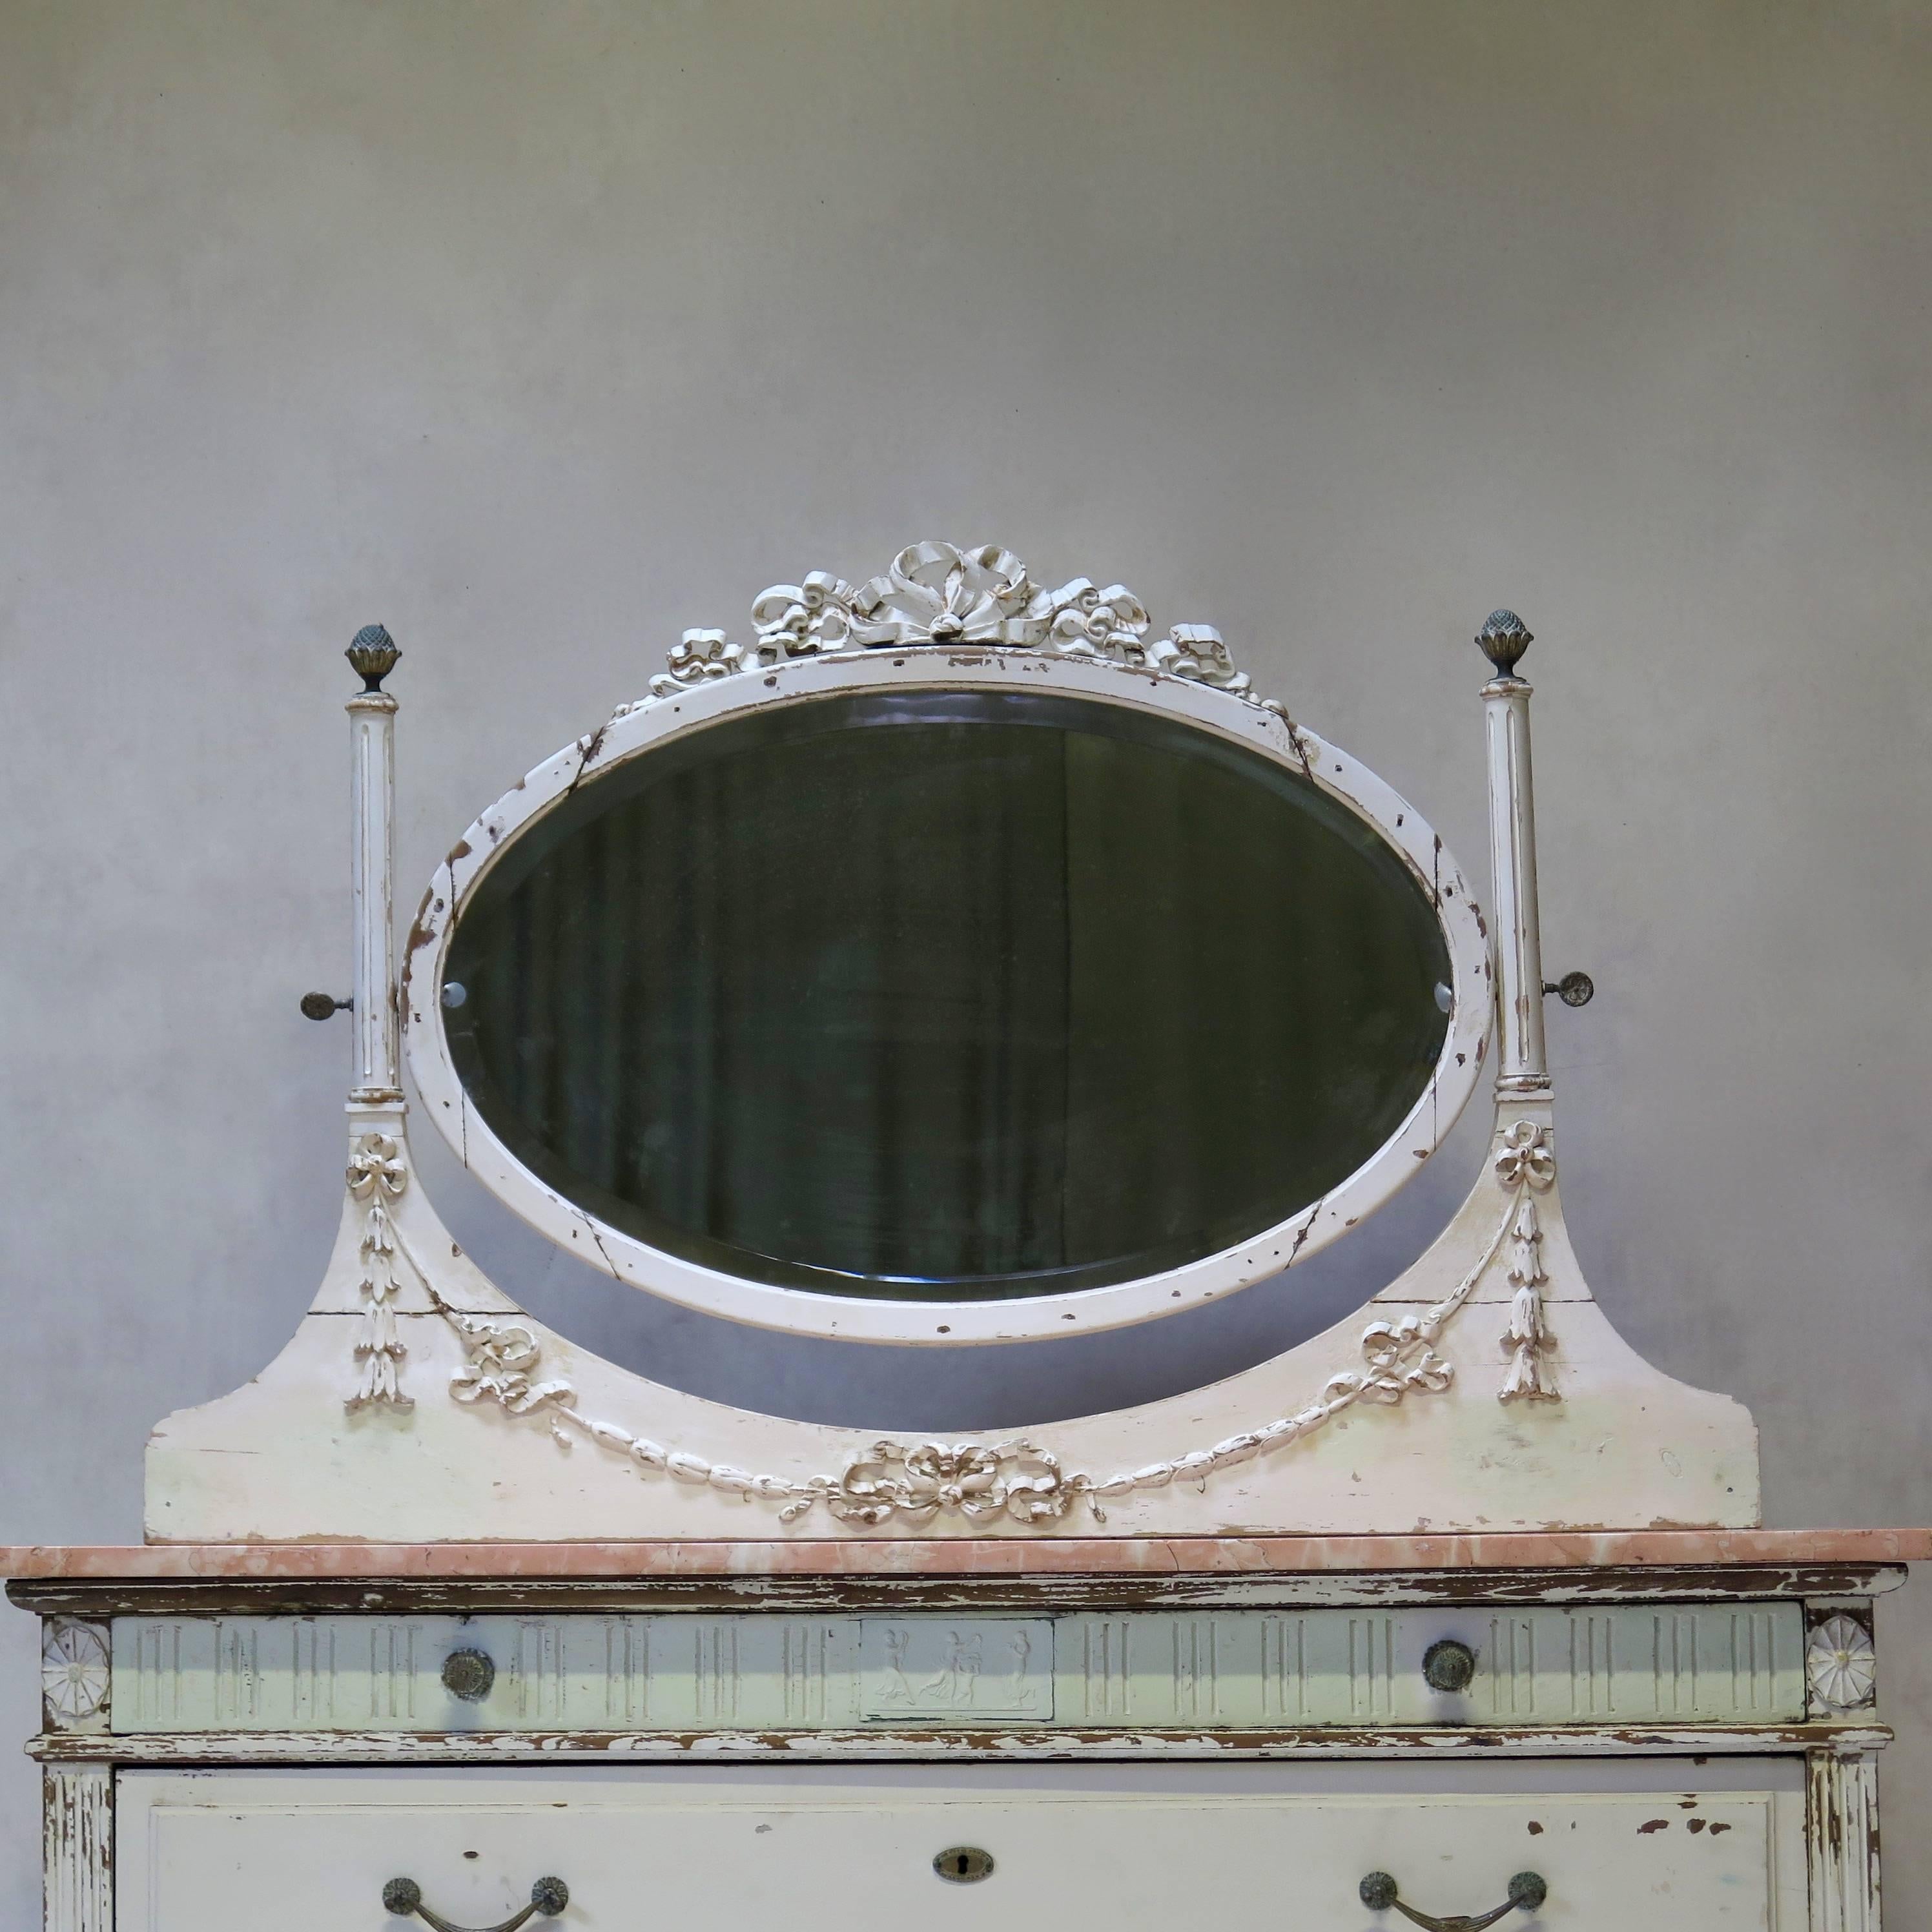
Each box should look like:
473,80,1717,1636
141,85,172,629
117,1762,1805,1929
108,1603,1807,1732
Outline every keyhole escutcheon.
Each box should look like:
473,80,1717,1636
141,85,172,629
934,1846,996,1883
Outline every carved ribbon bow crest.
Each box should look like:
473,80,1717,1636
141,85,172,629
648,540,1257,700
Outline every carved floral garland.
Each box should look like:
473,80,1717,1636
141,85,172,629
344,1132,411,1411
409,1123,1561,1526
621,540,1277,715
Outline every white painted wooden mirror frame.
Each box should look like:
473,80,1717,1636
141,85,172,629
146,542,1760,1542
401,638,1492,1345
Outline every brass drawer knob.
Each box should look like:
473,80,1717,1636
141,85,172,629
441,1649,496,1701
1422,1638,1477,1694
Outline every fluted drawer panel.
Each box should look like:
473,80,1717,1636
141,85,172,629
108,1604,1804,1732
1053,1607,1804,1726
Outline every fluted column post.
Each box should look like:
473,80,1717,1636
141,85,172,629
345,624,402,1105
1478,611,1550,1100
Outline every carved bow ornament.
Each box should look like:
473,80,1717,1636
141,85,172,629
821,1440,1085,1526
641,540,1261,703
1492,1119,1556,1192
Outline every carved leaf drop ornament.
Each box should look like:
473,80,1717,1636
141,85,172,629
1807,1614,1877,1711
345,1133,412,1411
41,1621,109,1724
1492,1122,1561,1404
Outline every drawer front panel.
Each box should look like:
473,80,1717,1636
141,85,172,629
108,1604,1805,1732
117,1764,1804,1931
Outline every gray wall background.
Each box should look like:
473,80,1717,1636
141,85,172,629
3,0,1929,1918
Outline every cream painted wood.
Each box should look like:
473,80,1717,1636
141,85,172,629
142,579,1759,1541
143,1043,1760,1540
1807,1750,1881,1932
104,1605,1806,1734
42,1765,110,1932
347,688,400,1107
1483,670,1550,1100
401,643,1495,1348
142,1094,1759,1541
114,1763,1807,1931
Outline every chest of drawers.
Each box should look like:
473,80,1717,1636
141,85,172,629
10,1533,1917,1932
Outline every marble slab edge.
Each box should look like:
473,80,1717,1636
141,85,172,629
2,1529,1928,1581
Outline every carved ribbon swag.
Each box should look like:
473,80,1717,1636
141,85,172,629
421,1122,1561,1525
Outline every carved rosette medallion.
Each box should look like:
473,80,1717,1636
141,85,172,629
41,1620,110,1726
1806,1612,1877,1712
345,1132,412,1411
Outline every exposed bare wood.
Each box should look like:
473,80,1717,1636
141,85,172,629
1807,1748,1882,1931
41,1764,110,1932
30,1720,1891,1767
6,1561,1907,1620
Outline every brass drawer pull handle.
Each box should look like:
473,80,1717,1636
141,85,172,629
1360,1870,1546,1930
383,1876,569,1930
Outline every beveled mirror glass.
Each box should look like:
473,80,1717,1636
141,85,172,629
441,687,1453,1302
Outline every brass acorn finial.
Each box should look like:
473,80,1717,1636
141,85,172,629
1477,609,1532,679
346,622,400,692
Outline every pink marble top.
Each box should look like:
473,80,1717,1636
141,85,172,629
2,1529,1927,1581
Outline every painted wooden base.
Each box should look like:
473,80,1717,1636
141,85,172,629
114,1764,1809,1932
141,1100,1760,1544
10,1557,1900,1929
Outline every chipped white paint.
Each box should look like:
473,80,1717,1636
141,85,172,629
33,1722,1891,1768
346,688,400,1105
416,1164,1523,1528
41,1763,110,1932
373,1119,1714,1534
400,562,1494,1348
145,565,1758,1538
102,1605,1805,1734
1808,1748,1882,1932
112,1766,1805,1932
145,1090,1760,1539
1483,667,1549,1098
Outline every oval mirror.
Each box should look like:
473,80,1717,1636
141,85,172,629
406,572,1488,1344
